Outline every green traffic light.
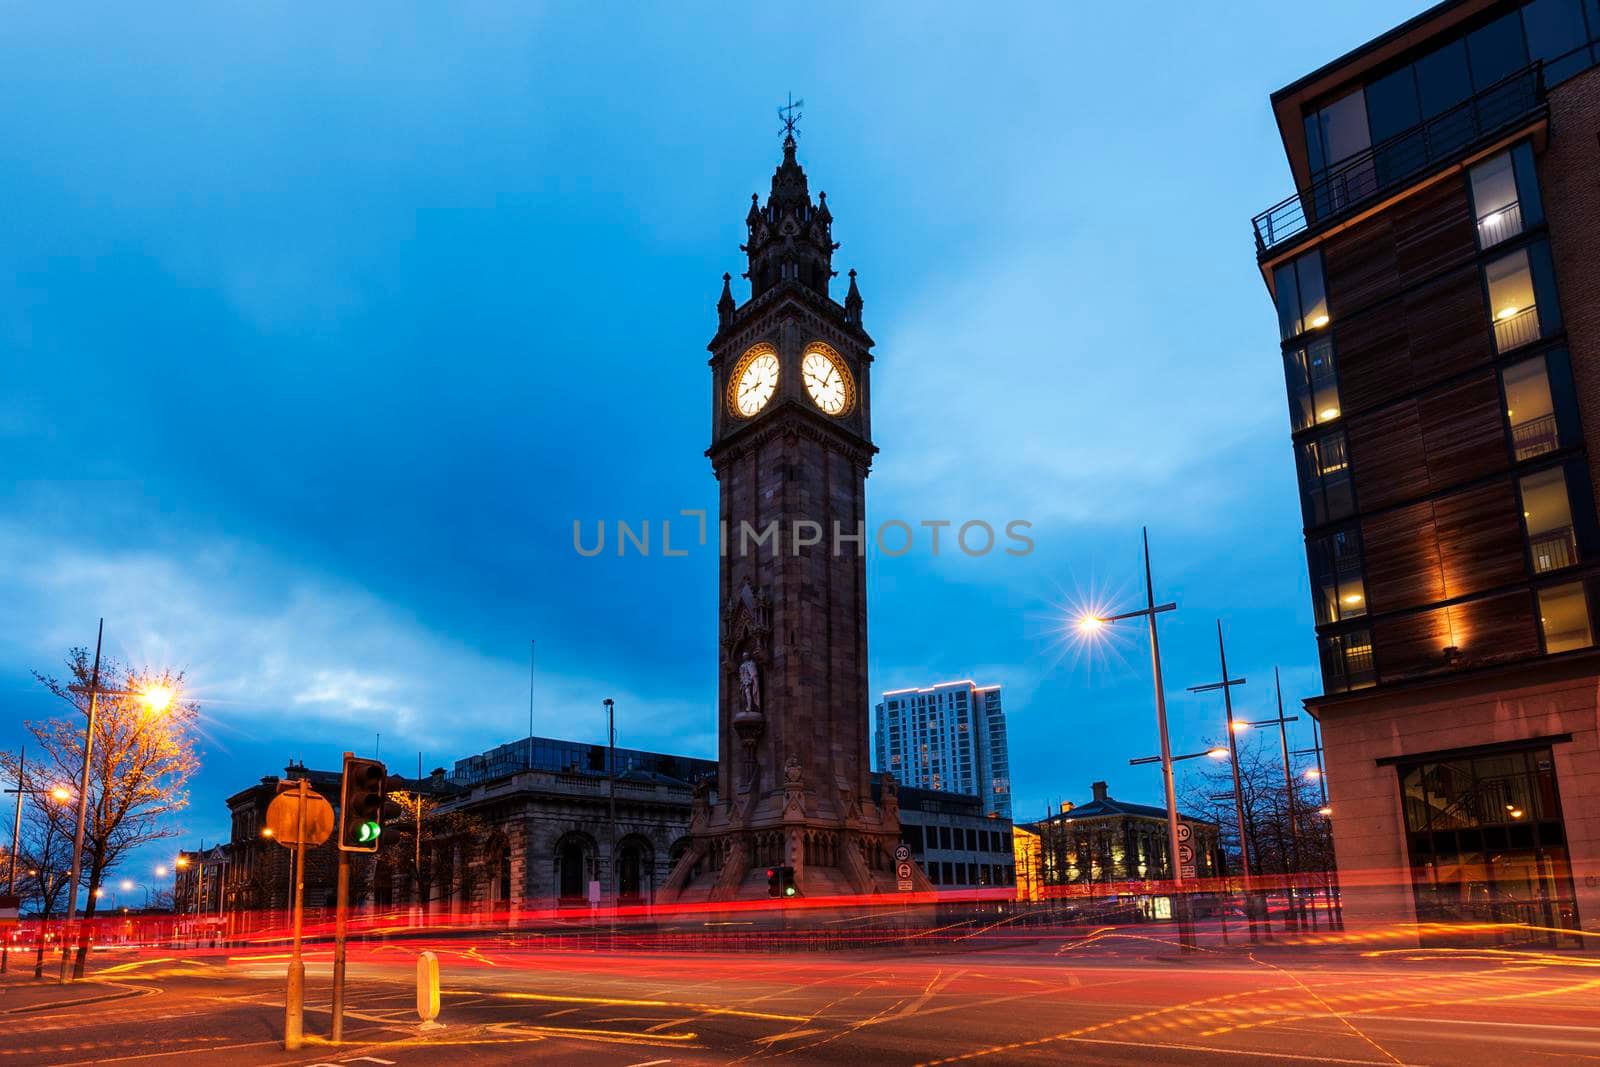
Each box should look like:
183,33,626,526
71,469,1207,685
784,885,796,897
358,820,382,844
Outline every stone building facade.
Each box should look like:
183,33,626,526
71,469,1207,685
1024,782,1221,891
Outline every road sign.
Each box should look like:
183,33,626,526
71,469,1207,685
896,862,913,891
1180,864,1197,879
1177,842,1195,865
894,844,911,864
266,787,334,847
1177,822,1192,844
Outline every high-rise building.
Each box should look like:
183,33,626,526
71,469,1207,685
875,681,1012,819
1252,0,1600,943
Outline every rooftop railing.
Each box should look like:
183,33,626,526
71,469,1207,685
1254,64,1545,255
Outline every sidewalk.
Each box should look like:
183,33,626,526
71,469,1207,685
0,973,150,1014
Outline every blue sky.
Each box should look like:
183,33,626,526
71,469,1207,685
0,2,1422,878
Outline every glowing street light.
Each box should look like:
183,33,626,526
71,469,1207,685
50,786,72,803
1304,767,1321,780
155,866,168,878
1317,806,1333,817
1078,528,1189,907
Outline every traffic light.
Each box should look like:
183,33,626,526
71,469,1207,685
339,754,386,852
767,865,797,898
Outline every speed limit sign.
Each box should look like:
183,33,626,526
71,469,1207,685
1177,822,1192,844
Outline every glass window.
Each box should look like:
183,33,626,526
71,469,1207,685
1320,628,1376,692
1502,356,1560,461
1416,39,1472,118
1316,88,1372,169
1523,0,1593,85
1468,11,1530,90
1539,582,1593,652
1367,65,1421,142
1521,467,1578,573
1296,430,1354,527
1274,251,1329,341
1486,249,1540,352
1310,528,1367,624
1470,151,1523,247
1399,746,1581,946
1283,337,1341,431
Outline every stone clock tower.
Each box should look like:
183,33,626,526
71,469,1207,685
660,132,925,902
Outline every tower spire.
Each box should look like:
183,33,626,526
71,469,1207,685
740,101,838,302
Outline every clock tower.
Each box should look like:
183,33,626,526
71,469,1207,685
660,131,924,901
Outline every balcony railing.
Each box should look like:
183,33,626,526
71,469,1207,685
1512,413,1558,461
1530,525,1577,574
1477,200,1525,248
1494,304,1541,352
1254,64,1545,254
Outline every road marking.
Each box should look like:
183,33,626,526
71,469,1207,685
754,1028,826,1043
341,1058,397,1065
624,1060,673,1067
1062,1035,1400,1064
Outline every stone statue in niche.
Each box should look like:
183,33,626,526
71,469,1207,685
738,654,762,716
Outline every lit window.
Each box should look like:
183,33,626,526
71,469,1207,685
1520,467,1578,574
1284,337,1341,431
1539,582,1593,653
1470,151,1522,247
1296,430,1354,527
1501,356,1560,461
1320,628,1375,693
1486,249,1539,352
1274,251,1330,340
1310,528,1367,624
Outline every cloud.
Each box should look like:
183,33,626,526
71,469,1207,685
0,519,713,766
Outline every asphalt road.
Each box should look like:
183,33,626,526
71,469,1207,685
2,928,1598,1066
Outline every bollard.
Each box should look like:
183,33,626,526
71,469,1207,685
416,950,443,1030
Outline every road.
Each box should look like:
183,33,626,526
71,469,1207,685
2,926,1598,1065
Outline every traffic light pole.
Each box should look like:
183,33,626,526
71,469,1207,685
332,846,349,1042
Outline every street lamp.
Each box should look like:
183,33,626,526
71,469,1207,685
1130,748,1231,766
60,619,180,982
602,698,616,926
1075,528,1186,897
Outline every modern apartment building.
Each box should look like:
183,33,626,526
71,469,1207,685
875,681,1012,819
1253,0,1600,943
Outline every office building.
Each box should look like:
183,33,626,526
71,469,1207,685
1253,0,1600,942
875,681,1012,818
873,779,1015,889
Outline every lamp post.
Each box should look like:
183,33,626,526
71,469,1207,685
1078,530,1182,884
1186,620,1260,938
1078,528,1192,945
3,767,73,975
59,620,177,982
602,698,616,934
1238,667,1303,930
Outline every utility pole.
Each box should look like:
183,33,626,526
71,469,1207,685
284,777,308,1051
527,640,536,768
59,620,103,983
1187,621,1259,940
415,753,424,924
3,745,23,975
603,698,616,936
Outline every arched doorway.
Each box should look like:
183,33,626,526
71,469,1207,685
615,835,654,902
553,832,595,904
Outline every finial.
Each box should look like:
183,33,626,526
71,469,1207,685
718,272,736,326
844,268,862,325
778,92,804,142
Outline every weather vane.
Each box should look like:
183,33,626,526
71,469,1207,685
778,92,804,141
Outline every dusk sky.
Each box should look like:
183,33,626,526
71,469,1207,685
1,2,1422,876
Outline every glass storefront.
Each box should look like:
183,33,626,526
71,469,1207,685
1399,745,1581,946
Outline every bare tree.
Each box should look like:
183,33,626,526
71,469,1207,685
11,649,200,977
1179,733,1331,879
384,792,485,914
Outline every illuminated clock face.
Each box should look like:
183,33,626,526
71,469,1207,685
802,346,853,415
730,347,779,418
